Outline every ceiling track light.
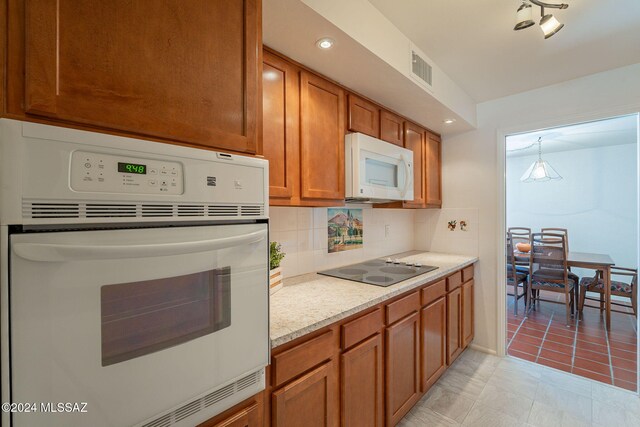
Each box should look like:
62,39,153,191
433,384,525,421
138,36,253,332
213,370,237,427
514,0,569,39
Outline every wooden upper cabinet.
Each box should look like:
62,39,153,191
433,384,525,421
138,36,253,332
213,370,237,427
272,360,339,427
425,133,442,207
300,71,345,201
347,94,380,138
262,51,299,200
18,0,261,153
379,110,404,147
403,122,426,207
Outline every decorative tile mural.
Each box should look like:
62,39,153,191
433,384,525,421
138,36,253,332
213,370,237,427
327,208,363,253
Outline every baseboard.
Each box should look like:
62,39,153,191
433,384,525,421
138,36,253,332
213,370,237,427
468,343,498,355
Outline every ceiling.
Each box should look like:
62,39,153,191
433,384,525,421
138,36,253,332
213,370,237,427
506,114,638,157
368,0,640,102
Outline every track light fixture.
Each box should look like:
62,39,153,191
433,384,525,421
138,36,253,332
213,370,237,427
514,0,569,39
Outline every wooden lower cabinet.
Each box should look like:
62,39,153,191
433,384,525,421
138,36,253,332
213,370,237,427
420,297,447,392
341,334,384,427
198,396,263,427
446,287,463,365
272,360,339,427
231,265,475,427
211,402,261,427
462,279,474,347
385,312,420,427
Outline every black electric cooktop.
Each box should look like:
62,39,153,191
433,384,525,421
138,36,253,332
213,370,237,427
318,258,438,287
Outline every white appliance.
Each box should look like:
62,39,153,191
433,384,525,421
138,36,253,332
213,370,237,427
345,132,414,202
0,120,270,427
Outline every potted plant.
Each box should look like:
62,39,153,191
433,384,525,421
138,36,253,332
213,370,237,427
269,242,286,295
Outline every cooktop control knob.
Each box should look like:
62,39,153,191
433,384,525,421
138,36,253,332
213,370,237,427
405,262,413,266
415,263,422,268
385,258,393,263
393,259,400,264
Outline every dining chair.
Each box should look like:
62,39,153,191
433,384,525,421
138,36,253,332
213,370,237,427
540,227,580,299
529,232,576,326
507,227,532,272
506,232,528,315
579,267,638,317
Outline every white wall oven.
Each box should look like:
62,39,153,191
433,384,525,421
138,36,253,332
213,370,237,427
345,132,414,202
0,120,270,427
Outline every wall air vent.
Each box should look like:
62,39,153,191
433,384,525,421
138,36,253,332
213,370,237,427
409,44,433,92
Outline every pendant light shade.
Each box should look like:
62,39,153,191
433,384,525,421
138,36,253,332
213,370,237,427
540,14,564,38
520,138,562,182
514,2,535,30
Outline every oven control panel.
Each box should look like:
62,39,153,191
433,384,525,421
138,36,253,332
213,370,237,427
70,151,184,194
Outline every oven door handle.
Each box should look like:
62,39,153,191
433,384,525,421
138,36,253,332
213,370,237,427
12,229,267,262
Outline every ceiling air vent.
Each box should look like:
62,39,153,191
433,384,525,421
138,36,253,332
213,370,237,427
409,44,433,92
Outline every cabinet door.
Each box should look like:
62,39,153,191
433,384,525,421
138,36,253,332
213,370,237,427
462,280,474,348
263,51,299,200
380,110,404,147
300,72,345,201
403,122,426,207
420,297,446,392
200,401,262,427
22,0,260,153
446,288,463,365
347,94,380,138
341,334,383,427
272,360,338,427
385,312,420,426
425,134,442,207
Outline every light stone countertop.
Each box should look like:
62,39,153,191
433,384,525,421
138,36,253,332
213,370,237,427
270,251,478,348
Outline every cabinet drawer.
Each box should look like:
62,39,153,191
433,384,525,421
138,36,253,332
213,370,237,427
272,330,335,388
421,279,446,306
446,271,462,292
386,292,420,325
342,308,384,350
462,265,474,282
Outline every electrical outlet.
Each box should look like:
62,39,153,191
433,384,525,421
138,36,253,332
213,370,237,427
385,224,390,237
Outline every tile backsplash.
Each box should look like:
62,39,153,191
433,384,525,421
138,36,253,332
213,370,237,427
414,208,479,256
270,206,415,278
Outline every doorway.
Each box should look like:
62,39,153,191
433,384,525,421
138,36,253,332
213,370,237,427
503,114,639,391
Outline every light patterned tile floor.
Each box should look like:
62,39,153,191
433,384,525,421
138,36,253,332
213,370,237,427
398,349,640,427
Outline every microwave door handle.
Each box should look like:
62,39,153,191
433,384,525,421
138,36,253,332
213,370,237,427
12,229,267,262
401,155,411,198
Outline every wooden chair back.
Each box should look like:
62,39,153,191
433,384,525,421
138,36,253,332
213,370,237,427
530,232,569,283
541,228,569,252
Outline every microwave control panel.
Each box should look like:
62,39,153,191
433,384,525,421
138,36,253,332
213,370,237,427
70,150,184,194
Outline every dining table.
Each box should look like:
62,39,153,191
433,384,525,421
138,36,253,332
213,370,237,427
514,250,616,330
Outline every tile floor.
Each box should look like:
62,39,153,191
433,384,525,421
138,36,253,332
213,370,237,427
398,349,640,427
507,290,638,391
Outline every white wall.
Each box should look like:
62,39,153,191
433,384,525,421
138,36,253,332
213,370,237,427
270,206,415,278
507,143,638,278
414,62,640,353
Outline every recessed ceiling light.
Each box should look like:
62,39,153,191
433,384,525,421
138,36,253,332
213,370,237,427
443,119,456,125
316,38,334,50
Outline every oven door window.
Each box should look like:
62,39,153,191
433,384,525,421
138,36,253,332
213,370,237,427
100,267,231,366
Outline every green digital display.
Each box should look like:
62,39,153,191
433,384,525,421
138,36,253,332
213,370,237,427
118,162,146,174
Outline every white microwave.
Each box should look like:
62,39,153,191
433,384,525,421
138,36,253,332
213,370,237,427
345,133,414,202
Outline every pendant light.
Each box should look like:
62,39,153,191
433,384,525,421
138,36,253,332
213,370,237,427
513,1,569,39
520,137,562,182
